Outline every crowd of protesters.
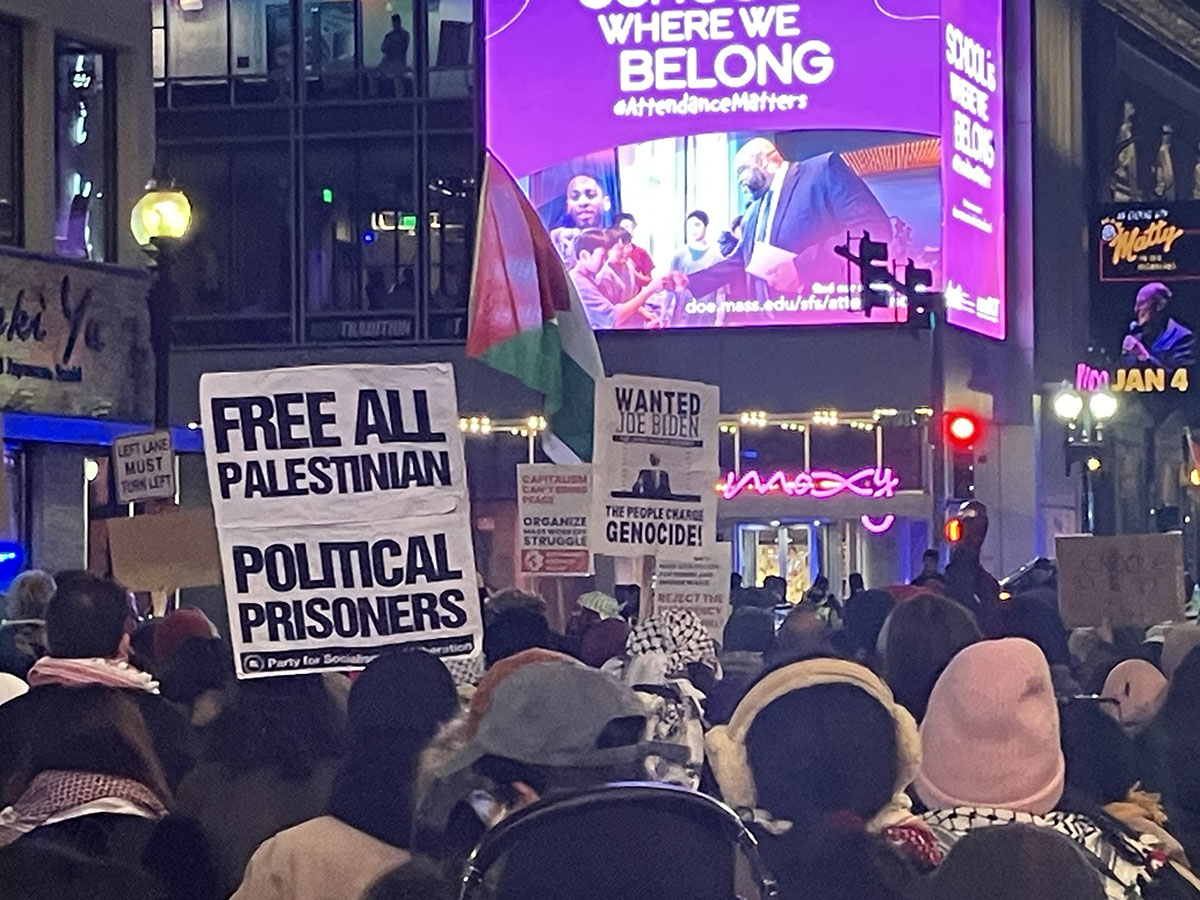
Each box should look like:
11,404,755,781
3,543,1200,899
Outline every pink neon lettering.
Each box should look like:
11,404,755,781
719,467,901,501
860,514,896,533
1075,363,1109,393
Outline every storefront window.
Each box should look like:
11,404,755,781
167,0,227,79
739,524,814,600
0,18,19,247
151,0,165,81
809,425,878,473
54,45,113,262
304,0,358,99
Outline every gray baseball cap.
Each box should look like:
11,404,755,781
421,661,688,828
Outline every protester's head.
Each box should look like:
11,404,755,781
604,226,632,264
723,605,775,653
1162,622,1200,680
849,573,866,595
1135,281,1172,327
391,13,402,28
485,588,545,623
484,607,555,668
614,212,637,239
565,175,609,228
734,138,784,198
45,572,132,660
1100,658,1168,736
330,650,458,848
877,593,981,722
207,674,346,781
921,549,940,575
762,575,787,604
995,594,1071,668
1059,699,1138,806
925,824,1106,900
574,590,620,623
706,658,921,900
5,570,55,624
22,685,171,806
466,649,577,740
364,861,456,900
709,658,918,828
837,589,896,666
916,638,1064,814
773,604,834,661
730,214,744,240
153,608,218,671
686,210,709,244
572,228,611,276
157,635,232,712
439,661,678,819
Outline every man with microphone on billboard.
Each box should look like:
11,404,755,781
1122,282,1196,372
677,138,892,306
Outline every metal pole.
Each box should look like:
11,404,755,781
930,294,946,546
148,239,177,430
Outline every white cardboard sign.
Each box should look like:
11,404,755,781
200,363,482,678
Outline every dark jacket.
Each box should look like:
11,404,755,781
0,686,199,805
686,152,892,301
0,813,214,900
175,759,341,898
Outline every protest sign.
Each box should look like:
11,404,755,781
517,463,592,576
651,553,731,642
112,430,175,504
591,375,720,562
108,508,221,593
1056,532,1186,628
200,363,482,678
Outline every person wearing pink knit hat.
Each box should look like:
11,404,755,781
918,638,1164,900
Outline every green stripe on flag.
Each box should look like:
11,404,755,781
478,325,565,414
548,351,595,461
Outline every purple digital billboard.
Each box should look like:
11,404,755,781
484,0,1006,339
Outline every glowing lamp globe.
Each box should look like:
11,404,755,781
130,182,192,246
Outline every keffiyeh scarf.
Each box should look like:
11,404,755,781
0,770,168,847
626,609,717,675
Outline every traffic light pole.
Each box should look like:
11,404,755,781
931,292,947,550
835,234,947,548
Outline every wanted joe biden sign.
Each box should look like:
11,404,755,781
591,375,720,562
200,363,482,679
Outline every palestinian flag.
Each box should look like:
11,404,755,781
467,154,604,462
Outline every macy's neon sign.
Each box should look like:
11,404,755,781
718,467,901,501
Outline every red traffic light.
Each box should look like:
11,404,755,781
945,412,982,449
944,518,963,543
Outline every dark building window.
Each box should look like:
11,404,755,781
55,44,114,262
164,143,295,345
0,18,20,247
157,1,479,346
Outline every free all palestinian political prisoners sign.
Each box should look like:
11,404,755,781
591,375,719,562
200,363,482,678
517,463,592,576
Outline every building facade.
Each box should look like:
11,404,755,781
0,0,167,576
159,0,1068,609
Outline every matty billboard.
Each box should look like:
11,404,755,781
484,0,1007,339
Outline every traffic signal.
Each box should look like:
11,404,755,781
860,231,890,317
905,259,934,328
945,412,982,501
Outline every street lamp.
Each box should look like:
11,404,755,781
1052,384,1118,533
131,179,191,429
